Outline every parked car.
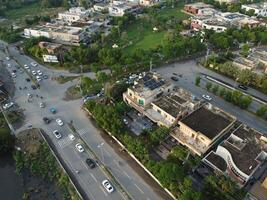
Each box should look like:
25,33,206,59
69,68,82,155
25,78,31,82
171,76,179,81
202,94,212,101
36,76,41,82
86,158,96,169
42,117,51,124
7,63,11,68
102,180,114,193
24,64,29,69
238,84,248,90
56,118,64,126
3,102,14,110
37,70,42,76
53,130,61,139
31,62,38,67
32,70,37,76
6,57,10,61
75,143,84,153
11,72,16,78
39,102,45,108
31,85,37,90
68,134,75,141
50,107,57,114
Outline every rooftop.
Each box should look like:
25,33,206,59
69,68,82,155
243,3,267,10
185,2,213,9
180,105,234,140
205,151,227,171
152,93,187,118
222,126,267,175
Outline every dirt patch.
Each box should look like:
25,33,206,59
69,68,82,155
52,75,80,84
63,85,81,101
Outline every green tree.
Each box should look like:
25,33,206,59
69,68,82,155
212,85,219,94
195,76,201,86
256,105,267,117
170,146,188,161
241,44,250,57
206,82,212,91
179,178,202,200
149,127,169,146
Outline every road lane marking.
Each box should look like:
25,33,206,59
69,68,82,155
90,172,98,182
123,171,131,180
58,137,72,148
100,186,108,196
134,183,144,194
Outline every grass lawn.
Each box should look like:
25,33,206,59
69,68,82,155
4,3,64,25
121,3,188,54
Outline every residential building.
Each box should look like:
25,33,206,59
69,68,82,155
215,0,237,4
216,12,247,25
146,88,201,127
108,1,138,17
94,3,109,12
24,25,87,45
184,2,213,15
123,72,173,111
203,125,267,186
242,3,267,17
191,16,228,32
58,7,91,23
237,18,261,29
139,0,160,7
172,104,236,156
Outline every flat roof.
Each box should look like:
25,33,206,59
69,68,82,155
222,126,267,175
205,151,227,171
180,106,233,140
152,93,186,118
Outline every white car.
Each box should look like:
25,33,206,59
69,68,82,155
37,70,43,76
11,72,16,78
31,62,38,67
39,102,45,108
53,130,61,139
24,64,29,69
6,57,10,61
102,180,114,193
202,95,212,101
75,143,84,153
32,70,37,76
56,118,64,126
36,76,42,82
7,63,11,68
3,102,14,110
123,118,128,125
68,134,75,141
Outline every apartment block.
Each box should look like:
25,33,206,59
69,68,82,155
172,104,236,156
203,125,267,186
24,25,86,45
184,2,213,15
58,7,91,23
242,3,267,17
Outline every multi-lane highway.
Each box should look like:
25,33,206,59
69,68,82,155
1,42,169,200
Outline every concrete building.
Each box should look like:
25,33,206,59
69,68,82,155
38,41,62,54
184,2,213,15
58,7,90,23
237,18,261,29
203,125,267,186
123,72,173,111
215,0,237,4
139,0,160,7
242,3,267,17
216,12,247,25
24,25,86,46
172,104,236,156
108,1,138,17
191,16,228,32
94,3,109,12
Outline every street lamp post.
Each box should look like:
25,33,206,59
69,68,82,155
97,142,105,164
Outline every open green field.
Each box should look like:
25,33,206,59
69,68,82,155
3,3,64,26
122,3,188,54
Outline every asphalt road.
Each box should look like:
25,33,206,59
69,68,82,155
155,60,267,133
1,43,166,200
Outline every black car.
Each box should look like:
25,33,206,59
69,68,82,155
86,158,96,169
25,78,31,82
238,84,248,90
31,85,37,90
171,76,179,81
43,117,51,124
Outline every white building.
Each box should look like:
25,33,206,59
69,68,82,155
241,3,267,17
139,0,160,7
215,0,237,4
108,1,137,17
58,7,90,23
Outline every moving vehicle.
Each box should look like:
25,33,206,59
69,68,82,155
43,75,48,79
53,130,61,139
238,84,248,90
202,94,212,101
102,180,114,193
86,158,96,169
75,143,84,153
3,102,14,110
42,117,51,124
56,118,64,126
